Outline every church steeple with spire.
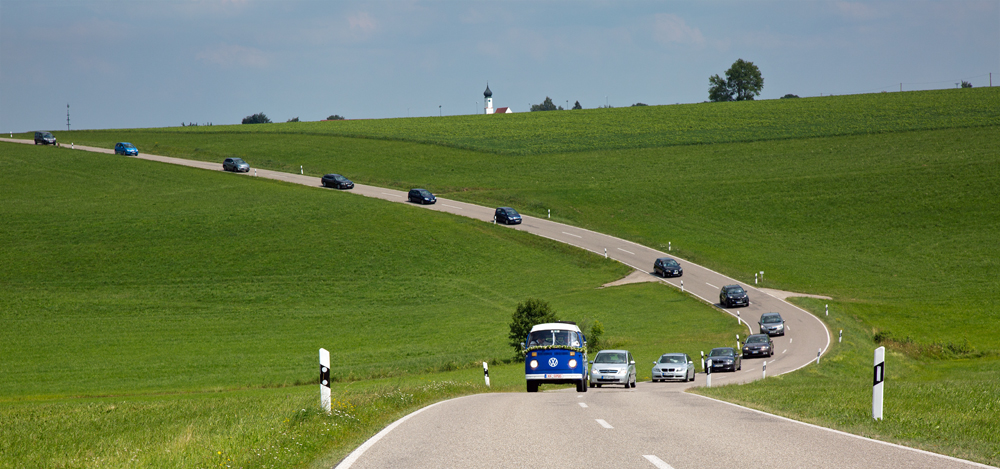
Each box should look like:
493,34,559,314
484,83,494,114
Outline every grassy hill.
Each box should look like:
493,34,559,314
0,143,741,467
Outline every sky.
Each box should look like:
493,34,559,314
1,0,997,132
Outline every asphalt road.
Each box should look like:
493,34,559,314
5,140,989,468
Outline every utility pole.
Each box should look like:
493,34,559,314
66,104,70,131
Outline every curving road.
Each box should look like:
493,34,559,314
5,139,990,468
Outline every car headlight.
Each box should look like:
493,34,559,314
568,359,577,368
530,360,538,369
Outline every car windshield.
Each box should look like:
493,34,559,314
527,330,581,347
661,259,678,267
43,132,53,138
419,190,432,197
762,315,782,324
595,352,627,364
659,355,685,364
332,175,348,182
709,349,734,357
232,158,244,164
727,287,745,295
746,336,768,344
505,209,519,216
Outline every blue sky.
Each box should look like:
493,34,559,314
2,1,997,131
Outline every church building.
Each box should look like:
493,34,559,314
484,83,512,114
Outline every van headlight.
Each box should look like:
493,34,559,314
568,359,577,368
529,360,538,369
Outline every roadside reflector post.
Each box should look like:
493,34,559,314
668,241,671,251
839,330,843,343
680,280,684,292
483,361,490,387
706,360,712,387
700,351,704,371
755,272,758,285
816,348,822,365
300,165,303,175
604,248,607,258
736,334,740,351
826,304,829,316
254,169,257,177
319,348,331,414
547,209,550,219
873,346,885,420
762,360,766,379
760,271,764,283
737,310,741,325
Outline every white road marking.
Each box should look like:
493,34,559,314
579,402,588,408
596,419,613,429
441,204,463,210
790,338,793,343
706,282,718,289
782,349,787,354
617,247,635,255
381,192,402,198
643,455,676,469
562,231,583,238
744,368,755,373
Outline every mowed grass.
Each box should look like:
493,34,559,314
0,142,742,467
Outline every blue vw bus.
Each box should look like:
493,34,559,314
523,322,588,393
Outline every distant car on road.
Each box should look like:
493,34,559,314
719,284,749,308
114,142,139,156
706,347,741,372
494,207,521,225
589,349,636,388
407,188,436,204
321,173,354,189
758,312,786,336
653,257,683,278
222,157,249,172
742,334,774,358
651,353,695,382
34,131,56,145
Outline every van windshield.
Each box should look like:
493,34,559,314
527,330,581,347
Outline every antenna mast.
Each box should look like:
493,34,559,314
66,104,71,131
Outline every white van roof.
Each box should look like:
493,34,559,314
529,322,582,333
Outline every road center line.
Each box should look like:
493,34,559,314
595,419,613,429
579,402,588,408
380,192,402,198
617,248,635,255
561,231,583,238
642,455,676,469
706,282,718,289
441,204,463,210
782,349,787,354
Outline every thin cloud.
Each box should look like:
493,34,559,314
653,14,705,46
195,44,269,68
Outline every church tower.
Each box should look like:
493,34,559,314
484,83,494,115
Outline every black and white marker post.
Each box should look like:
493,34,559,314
483,361,490,387
706,360,712,388
320,348,331,414
873,346,885,420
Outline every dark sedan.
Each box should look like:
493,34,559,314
759,312,786,336
706,347,741,372
742,334,774,358
321,174,354,189
495,207,521,225
719,284,749,308
653,257,683,278
408,188,436,204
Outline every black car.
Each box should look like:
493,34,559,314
321,174,354,189
742,334,774,358
758,312,786,336
706,347,741,372
408,188,436,204
719,284,749,308
34,131,56,145
222,157,249,172
653,257,683,278
495,207,521,225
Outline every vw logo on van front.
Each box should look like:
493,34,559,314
548,357,558,367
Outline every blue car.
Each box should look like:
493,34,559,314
114,142,139,156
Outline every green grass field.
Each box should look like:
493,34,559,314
7,87,1000,465
1,143,741,467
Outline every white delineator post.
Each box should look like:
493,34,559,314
826,304,829,316
680,280,684,292
706,360,712,387
873,346,885,420
762,360,766,379
839,330,843,343
483,362,490,387
700,351,704,371
320,348,331,414
300,165,303,175
737,310,741,325
816,348,822,364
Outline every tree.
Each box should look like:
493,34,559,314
961,80,973,88
631,102,648,107
530,97,559,112
708,59,764,102
507,298,558,358
572,100,582,110
780,94,800,99
286,117,299,122
241,112,271,124
327,114,345,120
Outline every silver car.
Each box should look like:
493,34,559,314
652,353,695,382
589,350,636,388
